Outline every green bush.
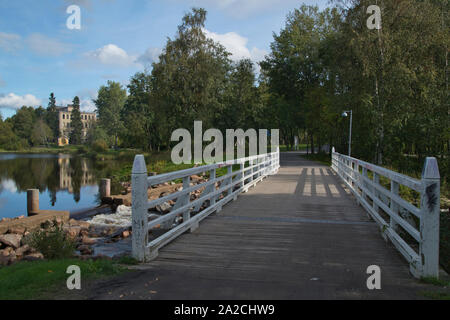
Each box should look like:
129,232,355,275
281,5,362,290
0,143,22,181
25,220,76,260
92,139,108,153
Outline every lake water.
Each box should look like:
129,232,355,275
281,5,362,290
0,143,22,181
0,153,124,219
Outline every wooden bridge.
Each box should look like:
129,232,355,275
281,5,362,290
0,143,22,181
80,151,444,300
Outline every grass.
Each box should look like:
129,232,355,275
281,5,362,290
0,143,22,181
421,291,450,300
279,144,307,152
421,277,450,287
0,258,128,300
0,145,83,154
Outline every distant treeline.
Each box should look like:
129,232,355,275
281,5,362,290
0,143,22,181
0,94,84,149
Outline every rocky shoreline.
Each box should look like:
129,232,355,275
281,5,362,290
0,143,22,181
0,173,214,267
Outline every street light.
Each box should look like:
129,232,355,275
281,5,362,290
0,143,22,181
342,110,352,157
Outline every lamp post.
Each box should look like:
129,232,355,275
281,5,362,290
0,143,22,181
342,110,353,157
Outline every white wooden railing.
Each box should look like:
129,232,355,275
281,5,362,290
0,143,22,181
131,150,280,262
331,147,440,278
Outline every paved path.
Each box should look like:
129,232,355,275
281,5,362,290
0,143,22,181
76,153,441,300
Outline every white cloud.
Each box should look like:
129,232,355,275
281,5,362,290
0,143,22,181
80,99,96,112
0,93,41,110
137,47,163,66
0,32,22,53
57,89,97,113
84,44,137,67
1,179,17,193
25,33,72,56
203,29,267,63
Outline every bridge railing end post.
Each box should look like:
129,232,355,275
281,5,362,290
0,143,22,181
132,155,149,262
420,157,440,278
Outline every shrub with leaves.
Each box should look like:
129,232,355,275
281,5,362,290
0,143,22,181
25,220,77,260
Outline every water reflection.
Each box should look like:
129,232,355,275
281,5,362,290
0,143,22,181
0,154,101,218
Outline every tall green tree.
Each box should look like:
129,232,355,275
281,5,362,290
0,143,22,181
94,81,127,148
151,8,232,144
121,72,156,151
31,119,53,147
8,106,36,145
46,93,59,141
217,59,263,130
69,96,83,145
260,5,337,151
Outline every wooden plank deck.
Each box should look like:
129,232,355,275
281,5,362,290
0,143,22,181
83,152,440,300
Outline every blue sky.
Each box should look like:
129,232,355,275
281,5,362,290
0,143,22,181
0,0,328,119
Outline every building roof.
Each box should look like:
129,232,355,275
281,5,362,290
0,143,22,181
56,105,96,114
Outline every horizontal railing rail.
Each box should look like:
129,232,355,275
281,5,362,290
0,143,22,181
132,150,280,261
331,147,440,278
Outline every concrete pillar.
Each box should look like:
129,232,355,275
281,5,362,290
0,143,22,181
27,189,39,216
100,179,111,198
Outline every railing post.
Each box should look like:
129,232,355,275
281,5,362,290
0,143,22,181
390,181,399,231
209,168,217,207
373,172,380,214
227,165,233,195
182,176,191,222
331,147,335,171
420,157,440,278
240,162,245,188
132,155,149,262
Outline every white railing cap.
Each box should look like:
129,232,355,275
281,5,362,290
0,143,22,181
422,157,440,179
132,155,147,174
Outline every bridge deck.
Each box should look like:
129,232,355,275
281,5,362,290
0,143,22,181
85,153,437,300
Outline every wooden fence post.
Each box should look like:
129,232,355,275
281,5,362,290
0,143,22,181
132,155,149,262
27,189,39,216
100,178,111,198
420,157,440,278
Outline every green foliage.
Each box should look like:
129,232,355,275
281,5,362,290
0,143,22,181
69,96,83,145
25,220,76,260
121,72,155,151
45,93,59,141
150,8,232,145
94,81,127,148
117,255,139,265
31,119,53,146
92,139,108,153
0,120,27,150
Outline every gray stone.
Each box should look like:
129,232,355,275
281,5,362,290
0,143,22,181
0,234,22,249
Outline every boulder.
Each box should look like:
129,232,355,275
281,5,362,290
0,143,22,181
159,192,170,198
0,251,16,266
65,226,81,239
156,202,172,214
15,245,30,257
23,252,44,261
81,236,97,245
0,234,23,249
77,245,93,255
8,226,26,235
1,247,14,255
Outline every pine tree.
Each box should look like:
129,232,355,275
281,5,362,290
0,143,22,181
46,93,59,142
69,96,83,145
